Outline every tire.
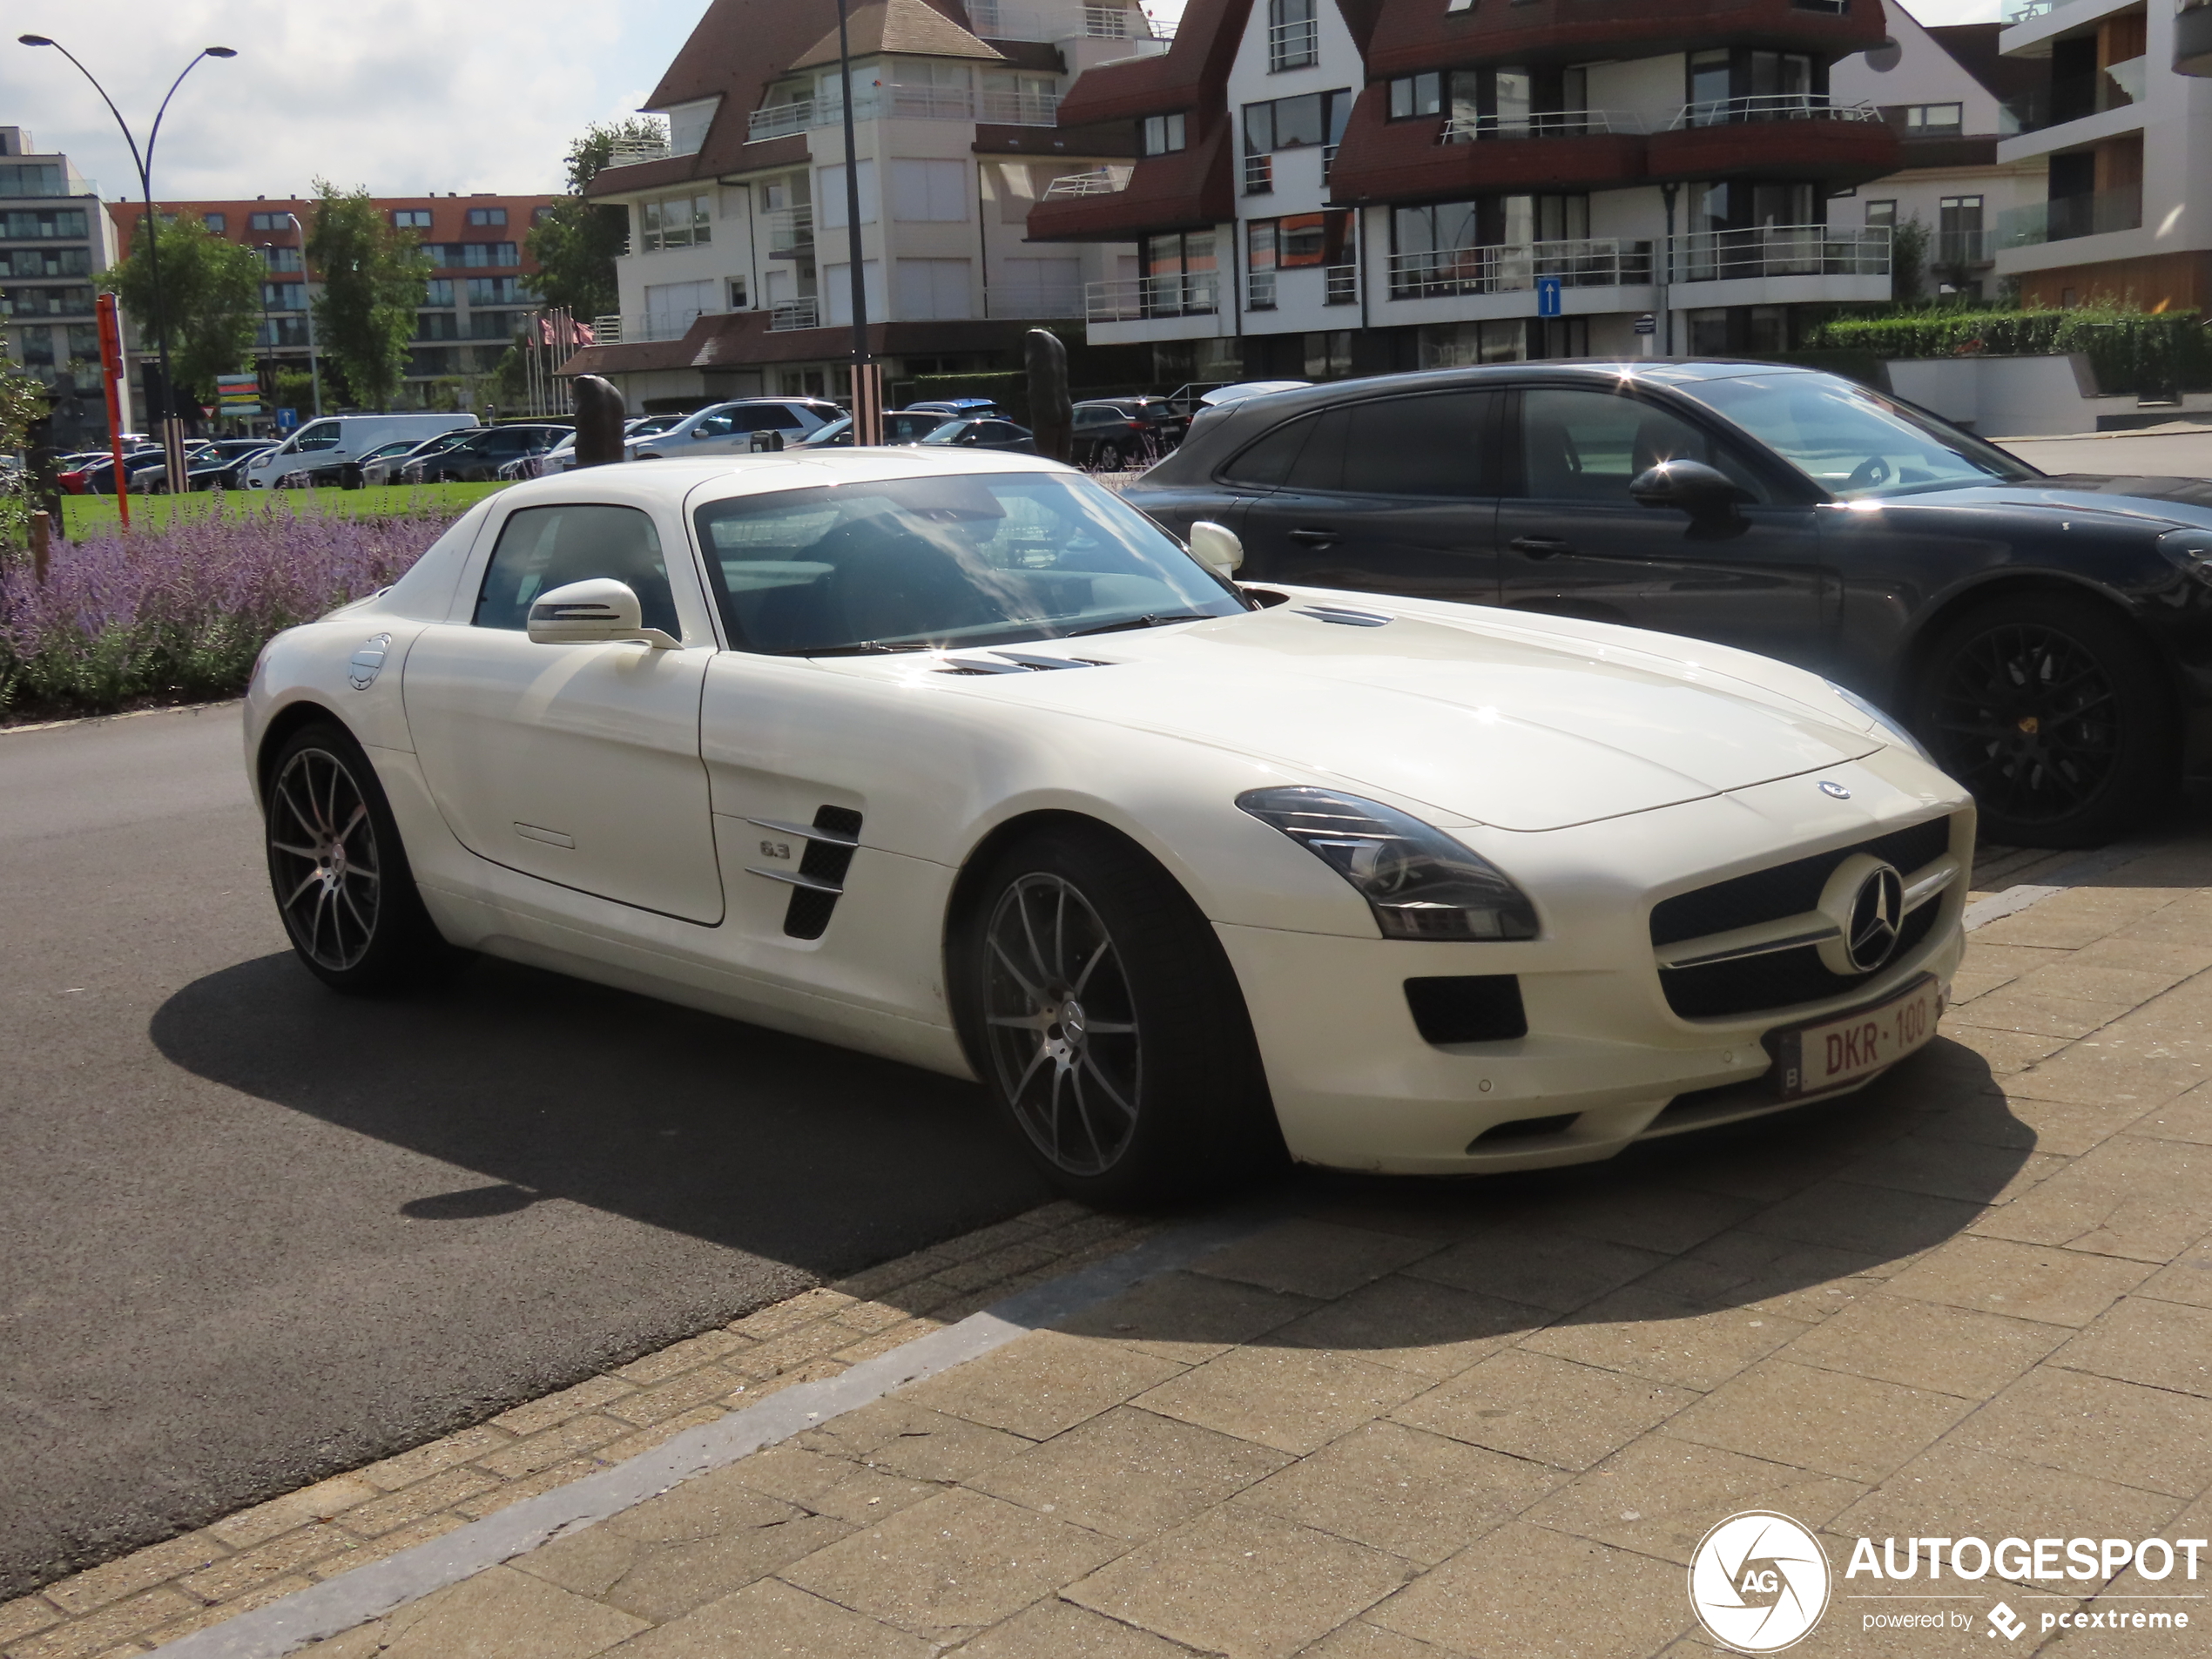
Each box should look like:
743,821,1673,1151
1911,591,2175,846
264,720,454,992
1095,442,1124,471
951,823,1282,1206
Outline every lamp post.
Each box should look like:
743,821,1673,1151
19,36,236,493
281,211,324,419
831,0,880,442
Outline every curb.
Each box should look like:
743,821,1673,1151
1962,840,2155,932
145,1206,1277,1659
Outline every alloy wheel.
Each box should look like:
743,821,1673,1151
981,873,1143,1175
1929,622,2121,826
267,746,383,972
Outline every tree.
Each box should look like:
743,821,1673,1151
527,118,669,320
305,181,430,410
97,213,263,408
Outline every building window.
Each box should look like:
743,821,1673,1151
394,209,433,229
66,322,101,361
1904,103,1963,133
3,209,90,239
533,205,556,224
203,212,226,233
262,246,303,273
1864,199,1897,228
1141,111,1186,155
16,326,55,365
1143,229,1217,314
438,241,521,267
423,279,455,307
1268,0,1318,71
1246,220,1277,309
639,193,712,250
248,212,286,232
728,276,748,308
467,275,534,305
1244,90,1353,156
467,206,508,226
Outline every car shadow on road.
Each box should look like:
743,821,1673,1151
150,950,1052,1281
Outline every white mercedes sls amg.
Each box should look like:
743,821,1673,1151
245,450,1971,1203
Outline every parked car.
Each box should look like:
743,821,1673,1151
1070,401,1177,469
58,449,166,494
240,414,480,489
792,410,958,449
1124,359,2212,846
361,430,476,489
502,416,696,479
916,416,1037,455
243,448,1969,1202
402,424,573,484
904,396,1005,419
184,439,280,491
628,399,844,459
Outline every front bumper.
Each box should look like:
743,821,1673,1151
1217,758,1971,1175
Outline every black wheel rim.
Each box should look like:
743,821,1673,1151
1929,622,2122,826
981,873,1142,1176
267,747,383,971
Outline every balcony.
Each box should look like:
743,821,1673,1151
1025,125,1233,243
1325,261,1358,305
606,138,672,166
591,308,712,344
768,297,820,331
1042,166,1130,198
746,84,1060,138
1669,94,1883,129
1244,152,1273,194
1442,110,1647,141
984,283,1085,318
1366,0,1886,79
764,206,814,258
1386,238,1653,301
1646,96,1898,182
967,1,1170,42
1666,223,1891,288
1329,83,1648,203
1996,185,2144,247
1086,272,1218,322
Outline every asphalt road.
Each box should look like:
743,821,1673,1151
0,704,1046,1599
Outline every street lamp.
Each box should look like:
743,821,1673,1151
19,36,237,492
282,212,324,419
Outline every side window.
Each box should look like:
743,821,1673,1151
693,414,737,438
1339,391,1498,497
1518,388,1763,504
746,407,803,429
474,504,681,637
1218,413,1316,488
293,421,341,453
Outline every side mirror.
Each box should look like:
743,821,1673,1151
1629,459,1752,521
1190,520,1244,579
526,578,680,649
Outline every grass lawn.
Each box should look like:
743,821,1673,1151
60,481,507,539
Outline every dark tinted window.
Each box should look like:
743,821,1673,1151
1518,388,1763,503
1339,391,1497,496
730,405,803,429
474,504,680,636
1219,414,1315,487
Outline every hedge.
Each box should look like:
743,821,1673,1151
1806,307,2212,397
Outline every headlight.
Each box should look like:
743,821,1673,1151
1824,680,1932,764
2157,528,2212,587
1236,786,1539,941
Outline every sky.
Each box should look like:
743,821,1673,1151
3,0,2004,207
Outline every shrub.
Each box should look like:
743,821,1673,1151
1806,307,2212,396
0,502,455,719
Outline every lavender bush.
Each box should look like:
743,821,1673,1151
0,506,457,719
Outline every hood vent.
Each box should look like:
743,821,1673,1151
936,651,1114,675
1295,604,1393,628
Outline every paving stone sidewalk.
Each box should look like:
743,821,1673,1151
11,834,2212,1659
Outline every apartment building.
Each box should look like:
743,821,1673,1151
1027,0,1905,376
109,192,558,410
1831,10,2046,302
1,126,121,443
1989,0,2212,310
563,0,1158,409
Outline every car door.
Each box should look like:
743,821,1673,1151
1234,388,1505,604
1494,383,1836,667
402,498,725,925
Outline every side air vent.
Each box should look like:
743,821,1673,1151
1405,975,1527,1045
744,806,864,940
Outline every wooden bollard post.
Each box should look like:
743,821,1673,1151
29,509,51,584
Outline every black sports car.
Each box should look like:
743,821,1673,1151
1123,361,2212,846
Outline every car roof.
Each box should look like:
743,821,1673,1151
496,446,1076,512
1184,358,1824,428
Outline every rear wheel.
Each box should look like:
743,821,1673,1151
1095,441,1125,470
953,824,1280,1206
1912,592,2173,846
265,721,452,992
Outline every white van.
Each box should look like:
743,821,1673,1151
240,414,480,489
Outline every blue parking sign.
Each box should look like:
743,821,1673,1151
1536,275,1563,318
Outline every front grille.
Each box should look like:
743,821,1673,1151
1651,814,1957,1021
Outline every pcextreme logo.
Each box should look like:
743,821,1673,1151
1690,1511,1833,1653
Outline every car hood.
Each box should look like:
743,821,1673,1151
1878,475,2212,531
827,597,1884,832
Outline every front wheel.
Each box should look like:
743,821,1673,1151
265,721,452,991
952,824,1280,1206
1912,592,2174,846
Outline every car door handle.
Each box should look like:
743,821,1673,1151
1510,536,1575,559
1288,528,1340,545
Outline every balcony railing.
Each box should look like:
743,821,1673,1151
1042,166,1130,198
1268,16,1318,70
1247,270,1277,310
1442,110,1647,141
985,283,1085,318
1932,228,1998,266
1085,272,1218,322
967,1,1170,41
1325,261,1358,306
606,138,672,166
591,314,623,344
1244,152,1273,193
1997,186,2144,247
1670,94,1884,128
2003,0,2056,18
1386,238,1652,300
764,206,814,257
1666,224,1891,282
748,84,1060,138
769,298,820,331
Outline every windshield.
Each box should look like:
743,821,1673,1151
693,470,1246,656
1676,371,2039,500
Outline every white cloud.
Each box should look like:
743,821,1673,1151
2,0,707,203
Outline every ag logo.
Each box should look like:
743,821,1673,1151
1689,1511,1831,1653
